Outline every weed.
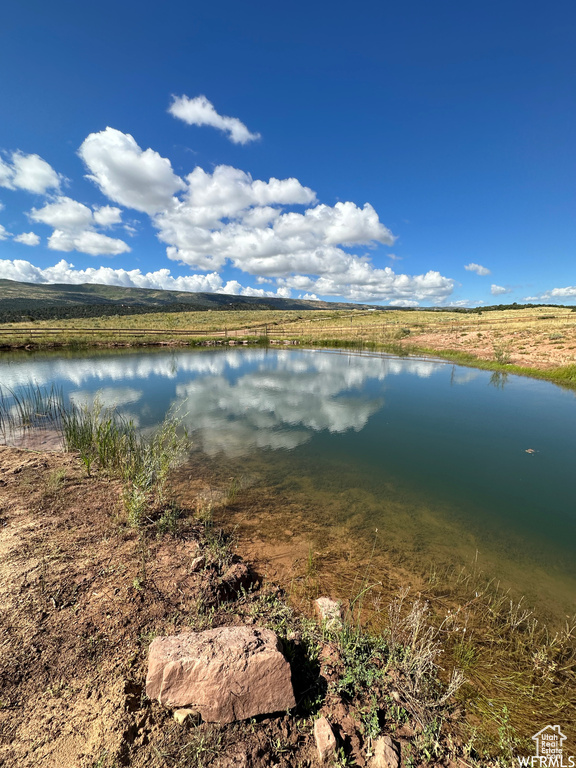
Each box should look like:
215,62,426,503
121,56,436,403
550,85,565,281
305,544,317,578
138,629,158,647
189,596,217,630
177,725,223,767
381,695,409,727
91,752,119,768
334,746,356,766
0,383,62,441
452,639,476,672
44,468,67,495
333,630,388,699
358,695,381,741
415,716,444,762
385,588,464,726
225,476,243,505
494,705,523,762
492,342,512,364
156,503,181,535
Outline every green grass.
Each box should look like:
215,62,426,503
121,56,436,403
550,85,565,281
0,383,62,439
0,385,189,527
298,336,576,389
419,347,576,388
60,399,189,525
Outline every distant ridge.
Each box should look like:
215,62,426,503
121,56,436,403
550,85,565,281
0,279,383,323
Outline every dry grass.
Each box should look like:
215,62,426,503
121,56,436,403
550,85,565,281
0,308,314,347
267,306,576,369
3,306,575,376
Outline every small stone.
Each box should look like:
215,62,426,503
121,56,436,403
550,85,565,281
173,708,198,725
314,597,343,632
369,735,399,768
314,716,337,763
190,555,205,572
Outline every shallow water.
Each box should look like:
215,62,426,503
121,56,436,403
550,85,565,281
2,345,575,617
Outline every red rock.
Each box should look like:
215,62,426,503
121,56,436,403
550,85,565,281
369,735,399,768
314,716,337,763
146,626,295,723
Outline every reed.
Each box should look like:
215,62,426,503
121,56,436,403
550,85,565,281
0,384,188,526
0,383,62,440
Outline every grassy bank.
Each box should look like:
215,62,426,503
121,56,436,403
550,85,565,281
299,337,576,389
0,391,575,766
2,305,576,390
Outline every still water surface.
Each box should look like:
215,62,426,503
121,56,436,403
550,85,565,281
2,346,575,617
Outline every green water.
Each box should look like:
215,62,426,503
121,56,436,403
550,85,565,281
2,345,575,617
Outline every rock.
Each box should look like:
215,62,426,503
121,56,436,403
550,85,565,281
218,562,255,600
314,716,337,763
314,597,343,632
173,708,198,725
190,555,205,572
369,736,399,768
146,626,295,723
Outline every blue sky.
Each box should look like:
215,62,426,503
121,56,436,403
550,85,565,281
0,0,575,306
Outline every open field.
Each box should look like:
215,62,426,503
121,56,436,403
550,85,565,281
0,309,313,347
267,306,576,371
1,305,576,385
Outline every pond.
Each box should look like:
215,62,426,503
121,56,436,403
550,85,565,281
2,345,575,620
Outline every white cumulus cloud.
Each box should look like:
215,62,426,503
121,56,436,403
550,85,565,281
29,195,130,256
93,205,122,227
391,299,420,307
0,258,287,297
68,126,455,304
157,170,395,280
47,230,130,256
169,95,261,145
0,151,62,194
464,262,491,276
30,196,94,230
281,267,454,303
537,286,576,299
14,232,40,246
78,127,186,214
161,164,316,231
490,284,512,296
0,224,10,240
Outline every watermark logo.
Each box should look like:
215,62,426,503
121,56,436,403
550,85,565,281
517,725,574,767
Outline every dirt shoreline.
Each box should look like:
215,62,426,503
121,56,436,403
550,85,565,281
0,444,495,768
2,442,574,767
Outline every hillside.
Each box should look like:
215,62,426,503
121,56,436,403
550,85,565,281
0,279,381,323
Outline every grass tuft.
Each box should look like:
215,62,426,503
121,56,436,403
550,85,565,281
0,384,189,527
